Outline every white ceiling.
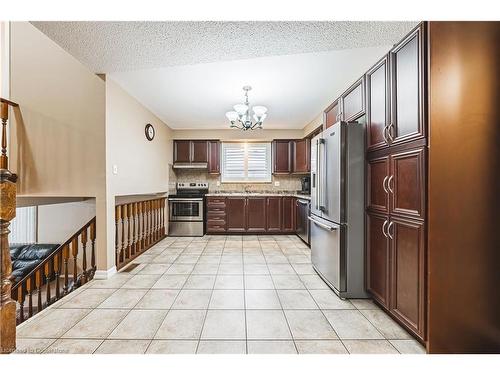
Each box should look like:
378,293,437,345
31,21,417,130
32,21,417,72
110,47,392,129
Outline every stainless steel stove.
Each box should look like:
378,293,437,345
168,182,208,236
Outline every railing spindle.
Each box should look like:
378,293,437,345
54,252,61,300
127,203,132,260
27,276,33,318
132,203,137,256
44,261,51,306
36,270,42,313
121,204,127,263
63,244,69,294
81,227,88,284
71,238,78,290
115,205,121,267
90,219,96,277
17,285,25,323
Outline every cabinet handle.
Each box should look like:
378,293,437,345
387,123,394,143
387,221,394,239
382,220,388,237
387,175,394,194
382,176,389,194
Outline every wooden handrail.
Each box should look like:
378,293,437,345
11,217,97,325
115,198,166,270
1,99,18,354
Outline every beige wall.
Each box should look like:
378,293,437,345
105,78,173,268
172,128,304,141
302,113,323,137
37,200,96,243
8,22,110,271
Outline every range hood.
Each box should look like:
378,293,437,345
173,162,208,169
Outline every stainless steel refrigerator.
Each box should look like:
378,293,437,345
310,120,368,298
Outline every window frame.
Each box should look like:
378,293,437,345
221,141,272,183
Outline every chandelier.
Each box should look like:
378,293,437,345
225,86,268,131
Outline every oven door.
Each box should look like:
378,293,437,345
169,198,203,221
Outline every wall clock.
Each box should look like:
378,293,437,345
145,123,155,141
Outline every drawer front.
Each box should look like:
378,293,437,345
207,222,226,232
207,206,226,214
207,197,226,205
207,212,226,221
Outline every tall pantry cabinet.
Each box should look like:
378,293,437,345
365,23,427,342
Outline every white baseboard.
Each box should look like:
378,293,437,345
94,266,117,280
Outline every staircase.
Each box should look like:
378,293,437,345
11,217,96,324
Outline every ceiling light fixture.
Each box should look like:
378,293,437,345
225,86,267,131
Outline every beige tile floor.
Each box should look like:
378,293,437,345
14,235,425,354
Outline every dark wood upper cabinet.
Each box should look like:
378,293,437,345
173,140,191,163
292,138,310,173
324,99,340,129
390,216,425,339
341,77,365,121
272,140,292,174
191,140,208,163
226,198,247,232
281,197,296,232
366,56,391,151
208,140,220,174
366,212,391,308
390,24,426,146
390,147,426,220
266,197,282,232
367,155,390,214
246,197,267,232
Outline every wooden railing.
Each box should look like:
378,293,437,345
115,198,166,270
1,99,18,354
11,217,96,324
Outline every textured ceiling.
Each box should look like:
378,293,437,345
31,21,417,72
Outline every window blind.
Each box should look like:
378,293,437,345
221,142,271,182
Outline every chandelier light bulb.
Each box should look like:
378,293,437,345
225,111,238,122
233,104,248,116
252,106,267,116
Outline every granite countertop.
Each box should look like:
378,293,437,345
206,192,311,200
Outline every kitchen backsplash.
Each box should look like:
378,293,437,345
172,168,303,193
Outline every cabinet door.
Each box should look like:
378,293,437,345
292,138,310,173
341,77,365,121
390,25,425,145
266,197,282,232
273,140,292,174
367,155,390,214
282,197,296,232
389,216,425,340
208,140,220,174
324,99,340,129
366,212,391,308
366,56,391,151
246,197,267,232
390,147,426,220
191,140,208,163
226,198,247,232
174,140,191,163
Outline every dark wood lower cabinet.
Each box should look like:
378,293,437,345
266,197,282,232
390,216,425,339
226,198,246,232
367,211,426,342
246,198,267,232
281,197,296,232
366,212,391,307
207,196,305,235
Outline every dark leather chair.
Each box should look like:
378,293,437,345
9,243,60,283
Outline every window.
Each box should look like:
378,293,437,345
10,206,37,244
221,142,271,183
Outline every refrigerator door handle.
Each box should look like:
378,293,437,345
319,138,326,211
308,216,337,231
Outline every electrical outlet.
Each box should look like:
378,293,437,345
274,181,280,187
112,164,118,175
